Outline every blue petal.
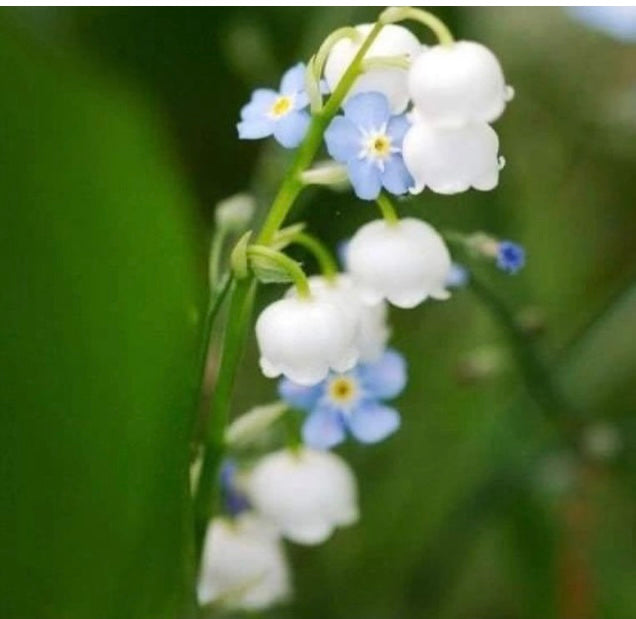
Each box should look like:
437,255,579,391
278,378,323,411
386,115,411,146
381,154,413,196
347,158,382,201
358,349,407,400
237,118,275,140
240,89,278,120
294,92,310,110
347,401,400,444
324,116,361,163
343,92,391,131
302,406,346,450
273,110,310,148
567,7,636,42
280,62,306,94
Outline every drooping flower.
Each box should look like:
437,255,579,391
408,41,513,128
324,24,422,113
237,63,312,149
324,92,413,200
245,447,359,545
346,218,452,308
279,349,406,450
496,241,525,274
402,120,501,194
197,514,291,610
286,274,390,363
255,295,358,386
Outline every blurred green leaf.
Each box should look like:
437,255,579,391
0,21,203,619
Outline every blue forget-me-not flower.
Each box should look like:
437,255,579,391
278,349,406,450
496,241,525,274
324,92,413,200
237,63,314,149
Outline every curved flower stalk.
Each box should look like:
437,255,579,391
191,6,533,614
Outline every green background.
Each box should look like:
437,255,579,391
1,7,634,619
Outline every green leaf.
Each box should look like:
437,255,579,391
0,22,204,619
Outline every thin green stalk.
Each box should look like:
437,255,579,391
256,21,385,246
193,277,256,560
208,227,227,289
380,6,454,45
291,231,338,280
376,193,399,225
468,272,579,441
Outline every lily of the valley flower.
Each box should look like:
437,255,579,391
245,447,359,545
347,218,452,308
255,296,358,386
197,514,291,611
286,274,390,363
279,349,406,450
324,92,413,200
408,41,513,128
237,63,313,149
324,23,422,113
403,121,501,194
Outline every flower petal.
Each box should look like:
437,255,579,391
240,89,278,120
343,92,391,131
347,401,400,444
302,406,346,450
386,114,410,146
273,110,310,148
358,349,407,400
278,378,323,411
381,154,413,195
347,158,382,201
280,62,307,94
237,118,275,140
324,116,361,163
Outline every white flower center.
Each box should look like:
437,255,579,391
326,375,359,408
269,95,294,119
358,124,399,171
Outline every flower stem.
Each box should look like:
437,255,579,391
376,193,399,225
193,277,256,562
380,6,454,46
290,231,338,281
256,21,385,246
468,271,579,442
247,245,311,298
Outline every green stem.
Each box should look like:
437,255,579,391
256,21,385,246
380,6,454,45
290,231,338,280
363,54,410,71
247,245,311,298
208,227,227,289
468,272,579,441
376,193,399,225
193,277,256,561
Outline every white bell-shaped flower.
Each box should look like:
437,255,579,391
246,447,359,545
324,24,422,113
402,120,501,195
197,514,291,611
256,295,358,386
286,274,390,363
347,218,451,308
409,40,513,127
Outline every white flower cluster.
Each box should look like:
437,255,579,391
326,24,512,194
200,12,517,614
198,447,358,610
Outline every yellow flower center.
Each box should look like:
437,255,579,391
371,135,391,156
328,376,358,405
270,96,292,118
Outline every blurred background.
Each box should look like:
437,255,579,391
1,7,635,619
